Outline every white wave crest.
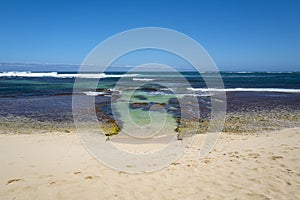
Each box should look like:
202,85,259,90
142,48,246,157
0,71,139,78
133,78,154,82
187,88,300,93
83,91,107,96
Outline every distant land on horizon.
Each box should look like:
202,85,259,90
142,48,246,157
0,62,299,73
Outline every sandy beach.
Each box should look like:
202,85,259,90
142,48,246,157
0,128,299,200
1,0,300,199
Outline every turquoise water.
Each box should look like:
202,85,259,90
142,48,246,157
1,71,299,97
0,71,299,125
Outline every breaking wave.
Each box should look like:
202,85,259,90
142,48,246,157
0,71,139,78
187,88,300,93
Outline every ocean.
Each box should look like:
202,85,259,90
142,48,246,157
0,71,299,133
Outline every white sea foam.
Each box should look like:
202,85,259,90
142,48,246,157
224,71,295,74
187,88,300,93
83,87,300,97
133,78,155,82
0,71,139,78
83,91,108,96
0,71,60,77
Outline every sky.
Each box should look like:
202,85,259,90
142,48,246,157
0,0,299,71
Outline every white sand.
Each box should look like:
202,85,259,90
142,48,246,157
0,128,299,199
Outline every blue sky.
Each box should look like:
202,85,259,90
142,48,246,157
0,0,299,71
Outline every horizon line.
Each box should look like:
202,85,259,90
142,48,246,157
0,62,299,72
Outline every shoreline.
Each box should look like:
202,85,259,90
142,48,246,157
1,106,299,135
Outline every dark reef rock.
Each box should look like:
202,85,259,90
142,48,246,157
133,95,148,100
129,102,167,111
129,102,149,109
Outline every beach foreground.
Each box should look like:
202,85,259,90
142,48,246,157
0,128,299,200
